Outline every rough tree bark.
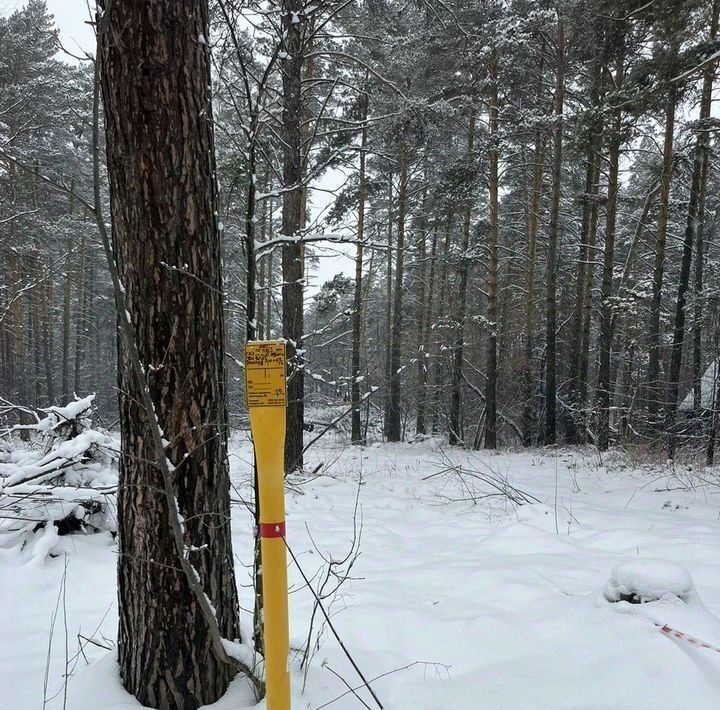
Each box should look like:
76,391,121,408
281,0,305,472
100,1,241,706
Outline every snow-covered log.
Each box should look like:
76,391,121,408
0,395,117,541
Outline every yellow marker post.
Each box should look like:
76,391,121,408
246,340,290,710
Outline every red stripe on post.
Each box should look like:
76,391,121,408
260,522,286,538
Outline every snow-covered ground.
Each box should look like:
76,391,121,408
2,437,720,709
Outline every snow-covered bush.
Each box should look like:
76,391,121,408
0,395,118,548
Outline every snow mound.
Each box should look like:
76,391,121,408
604,559,693,604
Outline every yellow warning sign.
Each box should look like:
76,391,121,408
246,341,287,408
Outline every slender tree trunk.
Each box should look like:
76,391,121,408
243,101,262,660
383,174,394,438
298,16,314,276
7,164,24,410
245,148,257,344
431,212,453,434
414,183,428,437
609,184,661,339
707,321,720,466
485,55,499,449
569,40,602,443
10,252,25,406
415,214,427,435
693,203,706,410
449,110,476,446
707,377,720,466
100,1,241,706
61,238,73,403
597,42,625,452
257,192,267,339
361,246,376,432
545,18,565,445
666,38,716,457
647,60,678,428
417,227,437,436
42,266,55,405
693,0,719,411
575,157,601,442
522,117,546,446
351,93,368,444
31,259,42,406
620,339,636,438
73,236,87,396
281,0,305,472
387,150,409,442
266,196,274,340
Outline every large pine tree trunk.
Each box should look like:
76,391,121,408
100,2,241,706
281,0,305,472
544,19,565,445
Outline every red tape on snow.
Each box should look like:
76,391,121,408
655,623,720,655
260,521,286,539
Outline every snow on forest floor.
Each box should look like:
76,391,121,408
3,437,720,709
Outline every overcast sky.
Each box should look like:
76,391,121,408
46,0,94,54
1,0,354,294
1,1,95,54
